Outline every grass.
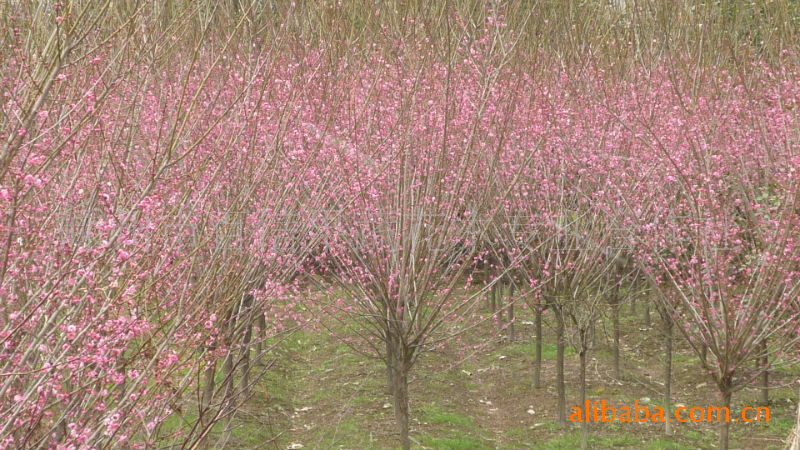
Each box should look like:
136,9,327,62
416,435,492,450
419,405,475,428
646,438,696,450
539,432,642,450
495,342,576,360
754,415,796,434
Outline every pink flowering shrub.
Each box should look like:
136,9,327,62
0,3,798,450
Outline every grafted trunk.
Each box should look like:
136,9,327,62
718,388,732,450
533,303,543,389
391,353,411,450
496,282,505,333
254,313,266,361
507,283,515,342
385,338,395,395
758,339,769,406
217,299,241,449
664,315,673,435
239,294,254,397
240,321,252,397
218,349,235,448
612,300,621,380
200,359,217,423
490,282,497,312
555,308,567,428
579,331,589,450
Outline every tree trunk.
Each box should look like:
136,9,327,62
201,360,217,424
254,313,266,362
217,300,239,449
508,283,515,342
718,389,732,450
630,296,637,315
788,385,800,450
385,339,395,395
758,339,769,406
644,299,651,328
556,308,567,428
612,301,621,380
218,349,235,448
579,340,589,450
490,282,497,313
240,321,252,397
664,315,673,436
533,304,542,389
496,282,505,333
391,354,411,450
240,295,254,398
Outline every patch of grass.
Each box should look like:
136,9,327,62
683,429,716,448
259,369,293,408
335,344,352,354
595,433,641,447
353,395,374,406
302,416,372,449
646,438,695,450
416,435,491,450
672,354,700,365
419,405,474,428
754,415,795,434
496,342,575,360
539,431,641,450
532,421,563,433
502,425,530,440
307,385,337,403
232,421,279,448
540,432,583,450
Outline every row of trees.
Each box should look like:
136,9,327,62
1,2,799,450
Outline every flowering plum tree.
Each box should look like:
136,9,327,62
614,67,800,450
304,27,524,449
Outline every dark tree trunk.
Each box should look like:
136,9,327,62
508,283,515,342
217,299,241,449
612,300,621,380
240,321,252,397
496,282,505,333
201,360,217,423
391,353,411,450
490,282,497,313
254,313,266,362
239,295,254,397
556,308,567,428
664,315,673,435
579,335,589,450
718,388,732,450
385,337,395,395
758,339,769,406
218,349,235,449
221,348,235,399
533,303,543,389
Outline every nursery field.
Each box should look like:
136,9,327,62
188,292,800,450
2,2,800,450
